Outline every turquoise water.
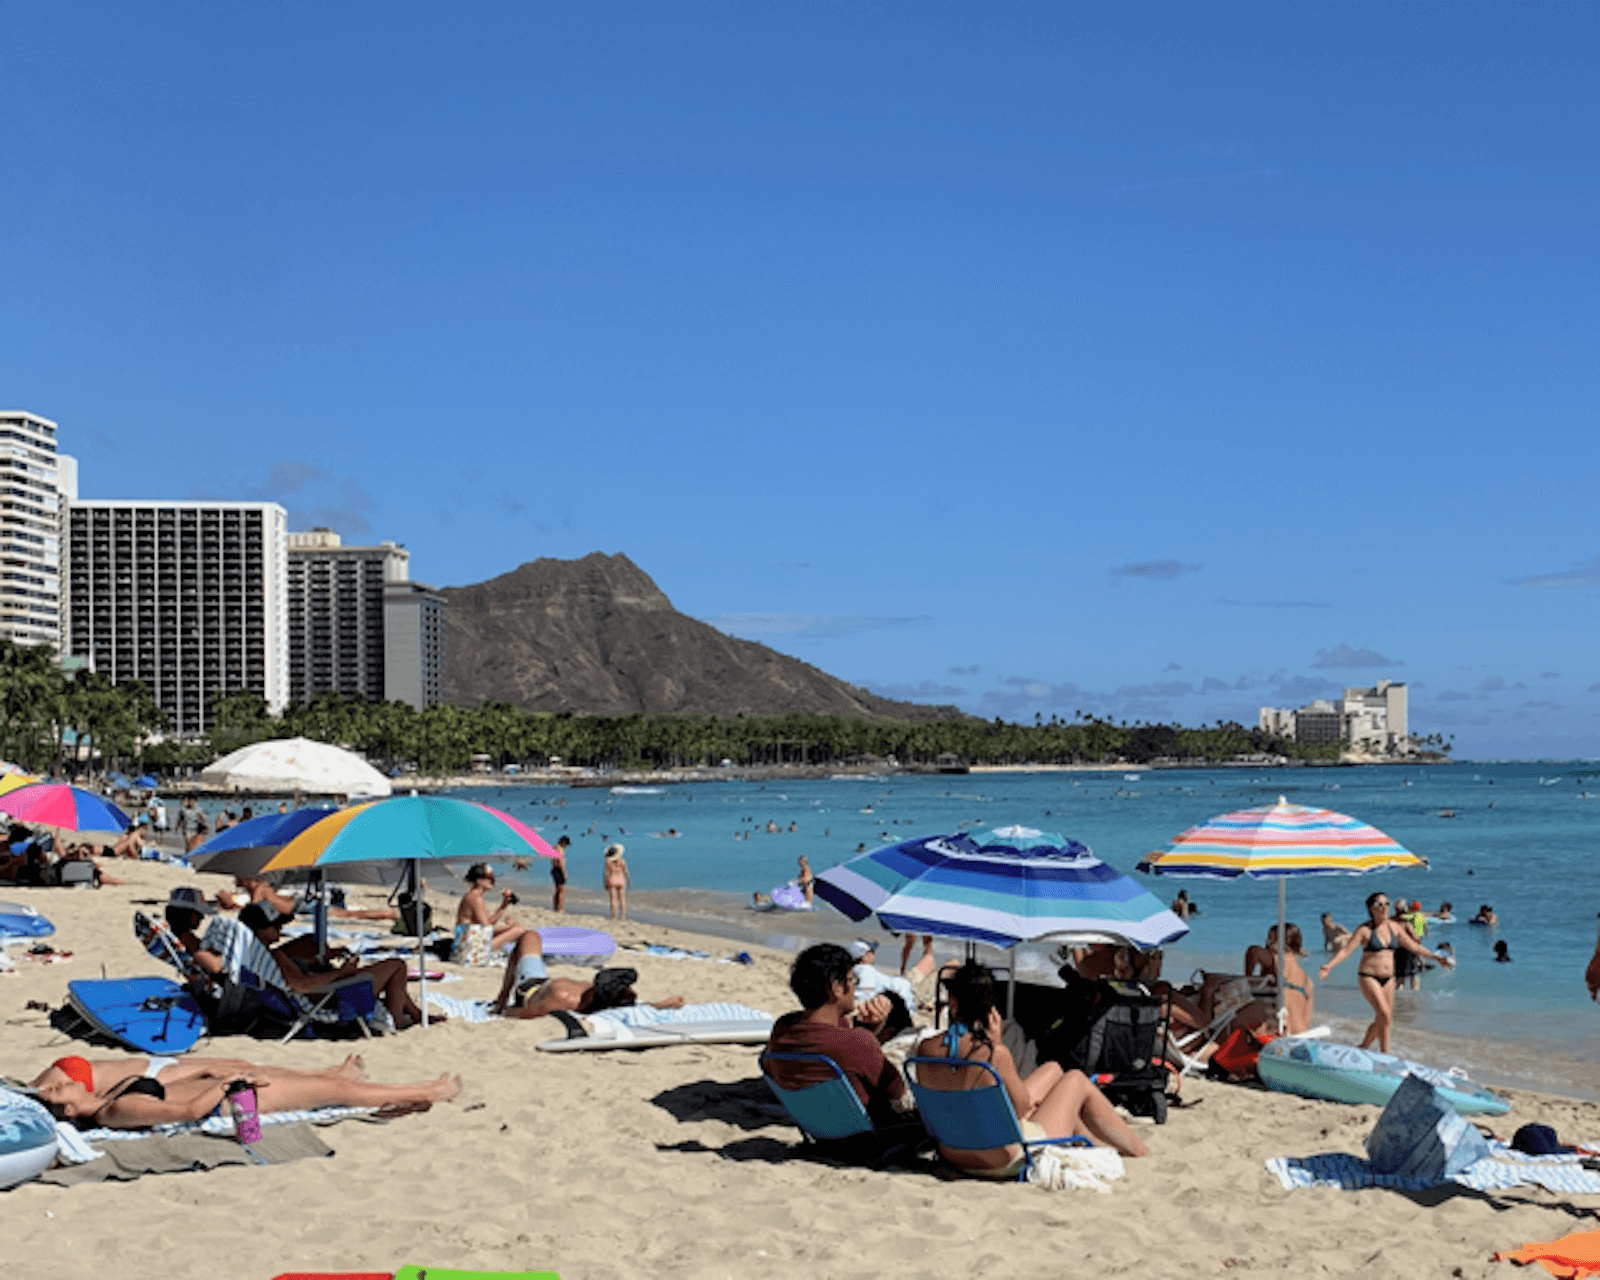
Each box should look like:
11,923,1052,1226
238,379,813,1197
448,762,1600,1095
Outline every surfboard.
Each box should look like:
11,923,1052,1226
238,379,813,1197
537,926,616,965
1258,1037,1509,1116
0,1089,58,1190
0,901,54,942
66,976,206,1055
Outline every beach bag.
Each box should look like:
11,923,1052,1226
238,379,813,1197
1365,1072,1492,1179
1211,1026,1275,1080
451,923,494,966
394,894,433,937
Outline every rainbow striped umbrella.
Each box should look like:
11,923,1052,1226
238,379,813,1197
0,782,131,844
1138,796,1425,1020
0,773,41,799
1136,797,1425,880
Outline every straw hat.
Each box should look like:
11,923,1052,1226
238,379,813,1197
604,843,625,858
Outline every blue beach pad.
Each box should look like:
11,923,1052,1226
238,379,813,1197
1258,1037,1509,1116
66,976,206,1055
0,902,54,942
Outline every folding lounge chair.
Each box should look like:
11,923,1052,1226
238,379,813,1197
197,916,382,1043
760,1051,928,1167
906,1056,1090,1182
1170,975,1260,1076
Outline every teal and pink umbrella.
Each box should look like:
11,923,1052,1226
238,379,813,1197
0,783,131,845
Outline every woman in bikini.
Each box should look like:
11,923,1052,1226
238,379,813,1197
29,1052,369,1097
603,844,630,920
35,1062,460,1131
912,962,1148,1177
1320,891,1452,1052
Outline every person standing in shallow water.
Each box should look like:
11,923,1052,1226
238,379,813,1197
550,835,569,913
603,843,630,920
1320,891,1453,1053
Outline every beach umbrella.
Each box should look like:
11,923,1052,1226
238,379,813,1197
0,782,130,845
1137,796,1427,1018
0,773,40,799
258,795,561,1026
200,736,393,798
133,774,158,789
818,824,1190,950
189,808,345,879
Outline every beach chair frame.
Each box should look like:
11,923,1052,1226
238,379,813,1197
906,1055,1089,1182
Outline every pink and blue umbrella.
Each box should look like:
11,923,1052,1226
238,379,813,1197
0,783,131,844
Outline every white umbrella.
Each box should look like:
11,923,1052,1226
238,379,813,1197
200,737,393,797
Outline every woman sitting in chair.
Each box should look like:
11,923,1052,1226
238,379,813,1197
913,962,1148,1176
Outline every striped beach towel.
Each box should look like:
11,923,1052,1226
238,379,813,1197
1266,1141,1600,1195
61,1105,379,1162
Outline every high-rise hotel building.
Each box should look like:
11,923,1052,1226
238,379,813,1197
65,502,289,733
286,529,444,710
0,411,73,650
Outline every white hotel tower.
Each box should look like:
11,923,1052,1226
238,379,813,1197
0,411,73,651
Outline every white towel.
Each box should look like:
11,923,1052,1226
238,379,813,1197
1026,1145,1126,1192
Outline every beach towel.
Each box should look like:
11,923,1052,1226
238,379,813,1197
424,993,498,1023
1495,1227,1600,1277
1026,1145,1126,1193
618,942,755,966
591,1001,771,1029
38,1123,334,1186
1266,1140,1600,1195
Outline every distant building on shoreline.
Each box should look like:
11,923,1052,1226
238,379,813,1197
0,411,75,652
65,501,290,734
287,528,444,711
1258,680,1411,754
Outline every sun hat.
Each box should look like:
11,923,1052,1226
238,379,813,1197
164,886,216,916
1512,1124,1574,1156
604,843,624,858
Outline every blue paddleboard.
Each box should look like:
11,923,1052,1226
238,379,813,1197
0,901,54,942
66,977,206,1055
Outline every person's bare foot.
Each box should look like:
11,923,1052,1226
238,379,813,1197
429,1073,462,1103
337,1054,365,1080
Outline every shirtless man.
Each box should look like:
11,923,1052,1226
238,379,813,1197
490,932,684,1019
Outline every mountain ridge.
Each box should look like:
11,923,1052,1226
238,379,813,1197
440,552,957,721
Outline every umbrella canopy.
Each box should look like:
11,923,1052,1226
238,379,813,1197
133,774,158,788
1136,797,1426,880
0,773,40,799
258,796,558,873
188,808,345,879
199,737,393,798
815,824,1190,951
0,783,131,844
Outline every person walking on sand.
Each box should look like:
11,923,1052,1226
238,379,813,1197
550,835,570,913
604,843,630,920
1320,892,1453,1053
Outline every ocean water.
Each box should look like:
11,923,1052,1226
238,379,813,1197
448,762,1600,1098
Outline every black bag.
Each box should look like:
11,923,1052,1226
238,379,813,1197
395,894,433,936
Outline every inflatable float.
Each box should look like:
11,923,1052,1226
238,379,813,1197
1258,1038,1509,1116
0,1088,59,1189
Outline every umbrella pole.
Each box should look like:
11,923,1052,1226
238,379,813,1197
1007,944,1017,1022
1276,878,1287,1029
414,858,427,1029
313,870,328,963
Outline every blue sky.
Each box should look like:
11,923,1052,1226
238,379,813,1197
4,4,1597,757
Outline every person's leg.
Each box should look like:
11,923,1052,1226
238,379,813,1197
1020,1060,1064,1113
900,935,914,975
618,883,626,921
1357,975,1390,1050
1033,1069,1149,1158
492,920,528,949
254,1072,461,1113
492,931,546,1013
165,1055,364,1084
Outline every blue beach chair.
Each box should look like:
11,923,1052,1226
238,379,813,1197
906,1055,1090,1181
760,1051,876,1143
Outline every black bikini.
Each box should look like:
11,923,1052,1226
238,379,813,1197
1361,925,1398,986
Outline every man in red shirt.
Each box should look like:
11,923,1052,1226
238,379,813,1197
764,942,911,1128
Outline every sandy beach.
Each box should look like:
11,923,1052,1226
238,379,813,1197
4,861,1598,1280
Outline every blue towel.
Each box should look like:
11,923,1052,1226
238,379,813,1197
1266,1140,1600,1194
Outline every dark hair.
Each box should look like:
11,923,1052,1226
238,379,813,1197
164,904,202,933
1365,891,1388,916
944,961,998,1051
239,903,278,934
879,991,913,1040
789,943,854,1011
465,864,492,883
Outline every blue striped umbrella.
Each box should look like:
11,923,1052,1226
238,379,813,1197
815,824,1190,951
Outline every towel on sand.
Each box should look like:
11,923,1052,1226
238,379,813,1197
1496,1228,1600,1277
1267,1140,1600,1195
39,1123,334,1185
1027,1145,1126,1192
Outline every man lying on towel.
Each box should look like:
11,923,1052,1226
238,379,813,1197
764,942,917,1129
491,931,686,1019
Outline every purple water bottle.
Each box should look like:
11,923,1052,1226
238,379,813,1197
225,1079,262,1144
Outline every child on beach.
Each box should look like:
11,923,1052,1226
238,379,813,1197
604,843,630,920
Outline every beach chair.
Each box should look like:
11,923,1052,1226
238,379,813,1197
1170,976,1260,1076
906,1055,1090,1182
760,1051,928,1167
197,916,382,1043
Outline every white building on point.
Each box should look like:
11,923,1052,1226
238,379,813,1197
0,411,75,651
1258,679,1410,752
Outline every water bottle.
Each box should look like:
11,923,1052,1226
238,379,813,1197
225,1079,262,1144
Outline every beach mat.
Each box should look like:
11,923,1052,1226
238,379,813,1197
1266,1141,1600,1195
39,1122,333,1185
1495,1227,1600,1276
